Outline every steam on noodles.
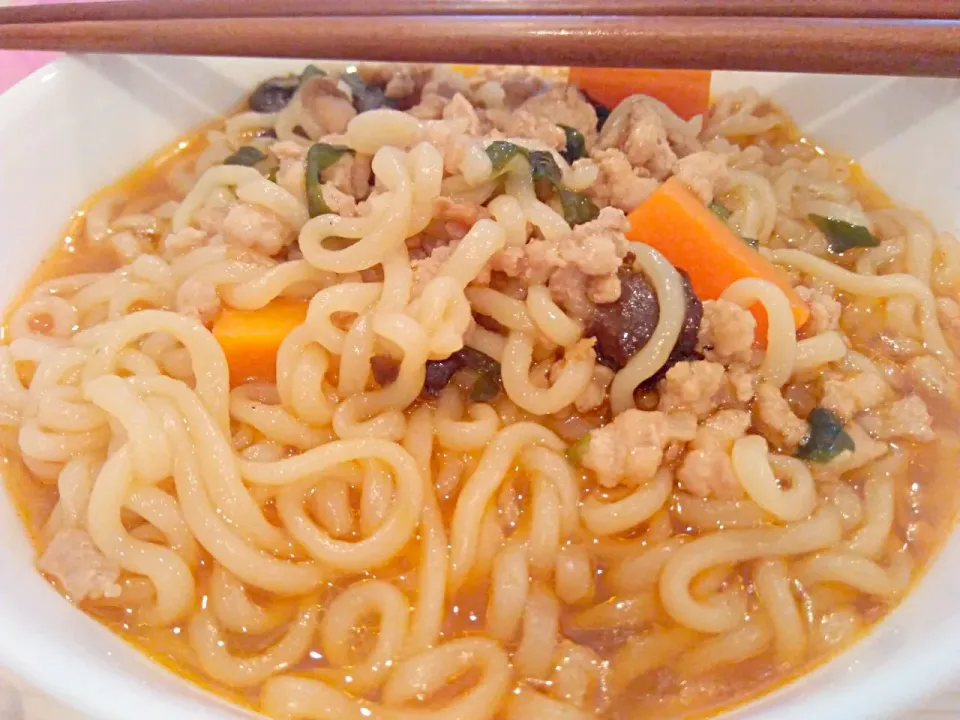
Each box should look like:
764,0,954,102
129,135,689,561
3,63,959,720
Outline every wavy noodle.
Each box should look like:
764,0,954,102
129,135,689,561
580,470,673,536
261,638,509,720
85,445,194,625
610,244,685,413
610,627,701,692
731,436,816,522
843,453,901,558
258,443,423,571
401,409,448,655
448,423,564,590
209,565,295,635
525,285,583,347
677,615,772,675
465,287,534,333
501,332,594,415
794,552,909,599
189,603,318,687
794,331,847,373
485,540,529,641
773,248,956,371
720,278,797,386
317,580,410,693
299,148,413,273
754,558,806,665
661,508,843,632
726,169,778,244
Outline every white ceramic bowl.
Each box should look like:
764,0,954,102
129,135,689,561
0,56,958,720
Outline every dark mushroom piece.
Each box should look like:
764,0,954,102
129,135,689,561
423,355,464,395
586,267,703,390
248,75,301,113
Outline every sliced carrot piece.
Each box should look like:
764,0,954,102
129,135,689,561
625,178,809,340
568,68,711,120
212,299,308,385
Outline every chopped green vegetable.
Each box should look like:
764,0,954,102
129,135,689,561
299,64,325,85
459,347,502,403
795,408,855,463
809,214,880,254
559,189,600,226
485,141,526,174
223,146,267,167
305,143,356,218
485,142,563,185
559,125,587,164
459,347,501,376
528,150,563,187
709,201,732,221
266,168,278,183
341,71,395,112
709,201,757,248
565,434,591,465
469,372,501,403
485,141,594,225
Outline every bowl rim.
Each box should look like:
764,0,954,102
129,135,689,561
0,54,958,720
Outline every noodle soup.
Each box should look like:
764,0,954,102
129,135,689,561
2,63,959,720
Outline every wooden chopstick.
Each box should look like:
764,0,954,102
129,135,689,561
0,15,956,78
1,0,958,22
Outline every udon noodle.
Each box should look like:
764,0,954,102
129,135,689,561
3,63,959,720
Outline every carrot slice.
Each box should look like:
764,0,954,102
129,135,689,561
568,68,711,120
212,299,309,385
625,178,809,339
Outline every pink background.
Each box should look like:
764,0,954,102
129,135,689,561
0,0,108,94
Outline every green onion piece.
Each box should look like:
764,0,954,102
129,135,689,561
223,146,266,167
266,168,278,183
485,141,526,174
305,143,355,218
528,150,563,187
559,125,587,164
566,434,591,465
709,201,732,221
469,372,501,403
458,347,500,374
559,189,600,226
459,347,502,403
795,408,856,463
809,214,881,254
